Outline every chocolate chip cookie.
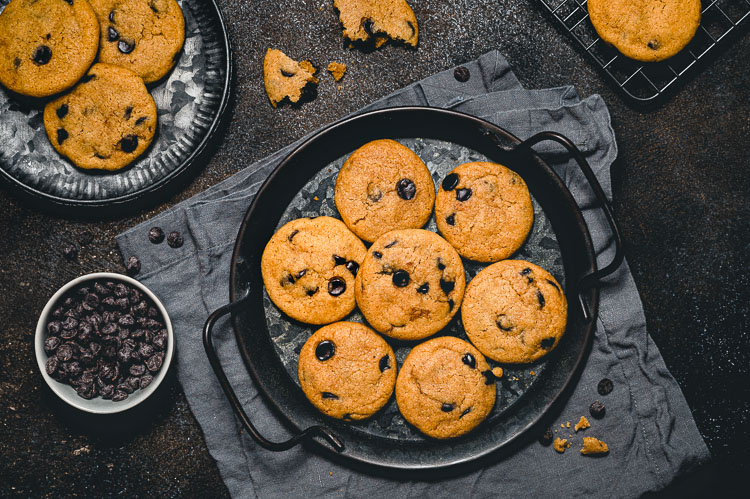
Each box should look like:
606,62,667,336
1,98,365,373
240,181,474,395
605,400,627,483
355,229,465,340
333,0,418,48
587,0,701,62
0,0,100,97
263,48,318,108
395,336,496,439
298,321,397,420
43,63,157,170
334,139,435,243
89,0,185,83
435,161,533,262
261,216,367,325
462,260,567,364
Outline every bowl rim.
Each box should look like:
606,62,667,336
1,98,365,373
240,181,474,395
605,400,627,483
35,272,175,414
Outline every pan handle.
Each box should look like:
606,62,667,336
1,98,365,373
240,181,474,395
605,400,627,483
513,131,624,319
203,295,344,452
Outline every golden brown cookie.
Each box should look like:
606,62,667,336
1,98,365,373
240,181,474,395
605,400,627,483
89,0,185,84
334,139,435,243
355,229,465,341
263,48,318,108
435,161,533,262
43,63,157,171
333,0,418,48
587,0,701,62
261,216,366,325
0,0,99,98
462,260,567,364
297,321,396,420
395,336,496,439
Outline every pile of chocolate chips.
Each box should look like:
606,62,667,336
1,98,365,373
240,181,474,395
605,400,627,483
43,279,168,402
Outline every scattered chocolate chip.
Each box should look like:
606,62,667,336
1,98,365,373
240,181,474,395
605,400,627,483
597,378,614,395
437,258,446,270
462,353,476,369
648,39,660,50
107,26,119,42
135,116,147,126
305,287,318,296
385,240,398,248
537,290,545,308
396,178,416,200
460,407,472,419
56,104,68,119
327,277,346,296
442,173,459,191
540,337,555,349
287,229,298,242
148,227,164,244
13,57,21,68
315,340,335,361
32,45,52,65
108,10,115,22
392,270,410,287
280,69,295,77
481,369,495,385
445,214,455,226
118,39,135,54
590,400,606,419
539,427,554,446
120,134,138,153
417,283,429,294
373,251,382,259
366,183,382,202
125,256,141,276
454,66,470,82
57,128,69,145
295,269,307,279
321,392,338,400
62,244,77,261
345,261,359,276
124,106,133,120
379,354,391,372
439,278,455,294
167,231,183,248
456,188,473,202
520,268,531,276
441,403,455,412
333,254,347,266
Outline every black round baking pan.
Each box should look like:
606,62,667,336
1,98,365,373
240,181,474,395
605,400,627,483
0,0,232,215
203,106,623,470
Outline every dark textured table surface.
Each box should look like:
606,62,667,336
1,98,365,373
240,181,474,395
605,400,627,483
1,0,748,496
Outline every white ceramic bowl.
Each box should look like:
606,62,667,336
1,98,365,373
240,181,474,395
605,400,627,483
35,272,174,414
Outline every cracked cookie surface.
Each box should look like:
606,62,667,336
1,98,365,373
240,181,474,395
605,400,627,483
298,321,396,420
435,161,533,262
263,48,318,108
335,139,435,243
462,260,567,364
261,216,366,325
333,0,418,48
395,336,496,439
0,0,99,97
43,63,156,170
355,229,465,340
587,0,700,62
89,0,185,83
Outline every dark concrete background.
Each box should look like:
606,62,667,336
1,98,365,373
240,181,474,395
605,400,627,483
1,0,748,496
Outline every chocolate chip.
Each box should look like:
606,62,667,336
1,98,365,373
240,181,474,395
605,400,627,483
456,188,472,202
481,370,495,385
333,254,347,266
57,128,69,145
327,277,346,296
520,268,531,276
32,45,52,65
379,354,391,372
448,299,455,311
460,407,471,419
454,66,470,82
441,403,455,412
462,353,475,369
392,270,410,287
167,231,183,248
62,244,77,260
345,261,359,276
597,378,614,395
120,134,138,153
295,269,307,279
149,0,159,13
107,26,120,42
279,273,293,287
315,340,335,361
445,214,455,226
417,283,429,294
540,337,555,349
373,251,382,259
537,290,545,308
56,104,68,119
589,400,606,419
305,287,318,296
135,116,147,126
125,256,141,276
287,229,298,242
118,39,135,54
13,57,20,69
539,427,554,446
437,259,446,270
148,227,164,244
648,39,660,50
439,278,454,295
63,0,74,5
363,18,375,36
108,10,115,22
366,183,382,202
321,392,339,400
496,315,513,332
124,106,133,120
385,240,398,248
546,279,561,292
396,178,416,200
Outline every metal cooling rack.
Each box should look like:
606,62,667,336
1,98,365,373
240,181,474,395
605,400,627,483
538,0,750,104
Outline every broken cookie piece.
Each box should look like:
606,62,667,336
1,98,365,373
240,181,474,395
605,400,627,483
263,48,318,108
574,416,590,432
581,437,609,455
553,437,568,453
327,61,347,81
333,0,418,48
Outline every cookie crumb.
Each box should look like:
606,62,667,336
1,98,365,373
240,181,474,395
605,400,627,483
574,416,590,432
581,437,609,455
491,367,503,378
566,421,571,428
560,423,565,428
553,437,567,453
313,196,319,201
263,48,318,108
530,370,535,376
327,61,347,81
329,472,333,476
337,85,342,91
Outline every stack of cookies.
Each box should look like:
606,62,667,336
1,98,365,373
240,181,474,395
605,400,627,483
0,0,185,171
261,138,568,439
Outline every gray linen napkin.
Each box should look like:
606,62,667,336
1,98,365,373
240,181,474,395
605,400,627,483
116,51,709,497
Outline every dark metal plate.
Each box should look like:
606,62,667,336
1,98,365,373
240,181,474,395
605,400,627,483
0,0,231,212
230,107,599,470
